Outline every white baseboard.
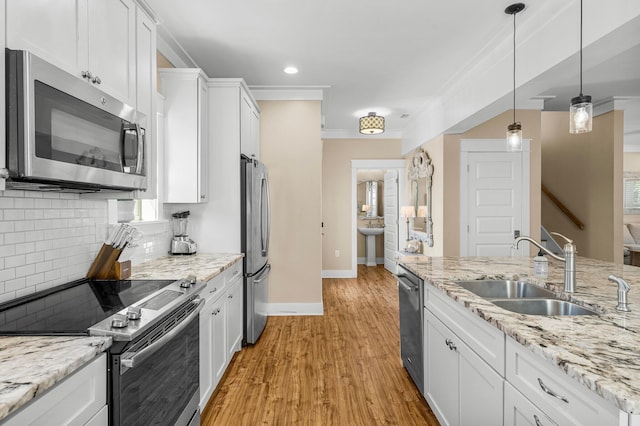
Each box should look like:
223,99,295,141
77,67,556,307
321,269,355,278
357,257,385,265
267,303,324,316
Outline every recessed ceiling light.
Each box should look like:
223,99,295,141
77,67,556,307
284,66,298,74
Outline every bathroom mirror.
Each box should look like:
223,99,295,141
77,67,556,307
364,180,378,217
407,148,434,247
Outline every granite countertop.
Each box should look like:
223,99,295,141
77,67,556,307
0,336,112,421
130,252,244,282
399,256,640,414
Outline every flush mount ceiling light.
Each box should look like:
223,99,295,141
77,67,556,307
505,3,525,152
283,66,298,74
359,112,385,135
569,0,593,134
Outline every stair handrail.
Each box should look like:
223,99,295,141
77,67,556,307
541,184,585,230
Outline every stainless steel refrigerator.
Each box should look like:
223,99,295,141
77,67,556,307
241,155,271,344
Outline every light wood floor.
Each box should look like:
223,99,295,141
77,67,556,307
201,265,439,425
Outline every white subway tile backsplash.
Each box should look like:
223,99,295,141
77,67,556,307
5,255,26,268
5,233,25,245
4,209,24,220
15,243,35,256
14,198,35,209
1,192,172,302
15,264,36,279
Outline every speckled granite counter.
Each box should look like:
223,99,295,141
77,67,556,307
0,336,111,421
398,256,640,414
130,252,243,282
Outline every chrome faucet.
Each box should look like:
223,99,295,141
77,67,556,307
512,232,577,293
608,275,631,312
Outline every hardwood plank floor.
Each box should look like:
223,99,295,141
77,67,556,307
201,265,439,425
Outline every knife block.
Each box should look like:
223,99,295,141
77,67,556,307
86,244,127,279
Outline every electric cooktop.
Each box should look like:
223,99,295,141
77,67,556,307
0,278,176,335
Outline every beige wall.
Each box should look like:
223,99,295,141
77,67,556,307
156,51,174,92
322,139,402,271
436,110,543,255
259,100,323,304
541,111,624,263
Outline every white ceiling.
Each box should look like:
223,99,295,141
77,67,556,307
146,0,640,143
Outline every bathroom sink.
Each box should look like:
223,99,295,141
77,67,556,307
358,227,384,236
454,280,556,299
491,299,599,316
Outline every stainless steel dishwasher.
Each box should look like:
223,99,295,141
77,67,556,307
397,264,424,395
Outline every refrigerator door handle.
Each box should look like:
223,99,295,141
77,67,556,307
261,174,271,256
254,264,271,283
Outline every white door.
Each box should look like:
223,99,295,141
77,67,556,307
383,171,399,272
461,140,530,256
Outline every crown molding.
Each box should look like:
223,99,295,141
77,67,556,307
249,86,327,101
321,129,403,140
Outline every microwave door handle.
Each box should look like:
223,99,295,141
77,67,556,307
134,123,144,175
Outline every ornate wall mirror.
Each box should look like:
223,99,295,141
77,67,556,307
407,148,434,247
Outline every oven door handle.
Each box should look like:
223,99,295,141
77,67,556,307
120,298,204,373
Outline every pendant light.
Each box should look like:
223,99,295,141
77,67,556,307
569,0,592,134
359,112,385,135
505,3,525,152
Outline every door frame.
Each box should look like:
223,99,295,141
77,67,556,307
460,139,530,256
351,160,406,277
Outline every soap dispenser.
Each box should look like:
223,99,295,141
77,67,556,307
534,250,548,279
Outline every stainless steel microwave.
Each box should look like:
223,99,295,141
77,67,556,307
3,49,147,192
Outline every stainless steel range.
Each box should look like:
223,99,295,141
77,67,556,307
0,276,205,426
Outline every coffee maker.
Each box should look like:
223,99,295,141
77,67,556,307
170,211,197,255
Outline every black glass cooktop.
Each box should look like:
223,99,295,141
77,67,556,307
0,278,176,335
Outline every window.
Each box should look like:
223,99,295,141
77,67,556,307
624,173,640,214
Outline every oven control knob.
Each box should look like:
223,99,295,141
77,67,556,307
111,314,129,329
180,279,192,289
126,306,142,320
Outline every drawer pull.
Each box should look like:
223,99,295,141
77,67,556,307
445,338,457,351
533,414,543,426
210,287,218,293
538,378,569,403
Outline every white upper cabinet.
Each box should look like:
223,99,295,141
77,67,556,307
6,0,137,107
85,0,136,106
240,89,260,159
161,69,209,203
132,8,158,200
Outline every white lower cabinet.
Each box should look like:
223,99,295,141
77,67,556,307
199,262,244,409
504,381,558,426
424,307,503,426
4,354,107,426
226,274,244,358
505,337,620,426
422,282,631,426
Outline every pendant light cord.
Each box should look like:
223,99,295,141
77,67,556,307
579,0,583,96
513,10,517,124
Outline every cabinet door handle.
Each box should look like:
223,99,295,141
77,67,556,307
228,294,233,299
533,414,543,426
444,338,457,351
537,378,569,403
91,75,101,84
81,70,92,79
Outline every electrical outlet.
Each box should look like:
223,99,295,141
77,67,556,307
335,250,340,257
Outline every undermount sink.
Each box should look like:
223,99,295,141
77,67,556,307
454,280,556,299
491,299,599,316
454,279,599,316
358,227,384,236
